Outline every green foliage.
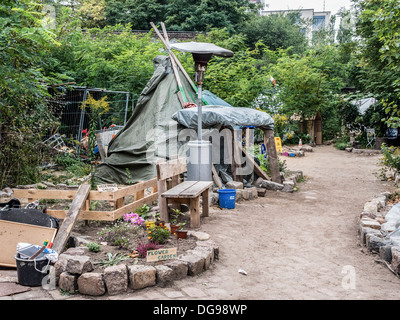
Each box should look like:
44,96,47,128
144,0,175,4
146,223,170,244
104,0,257,32
55,153,91,177
380,143,400,173
241,14,307,54
94,252,129,267
87,242,101,253
354,0,400,128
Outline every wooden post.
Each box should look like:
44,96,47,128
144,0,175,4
231,129,243,182
189,197,200,228
201,189,209,217
263,129,281,183
52,184,91,254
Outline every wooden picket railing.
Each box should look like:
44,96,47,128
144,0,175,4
13,178,158,221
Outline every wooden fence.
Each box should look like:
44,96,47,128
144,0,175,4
13,179,158,221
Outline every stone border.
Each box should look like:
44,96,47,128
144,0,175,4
358,192,400,276
54,233,219,296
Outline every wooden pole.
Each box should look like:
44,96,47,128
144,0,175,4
263,129,281,183
52,184,91,254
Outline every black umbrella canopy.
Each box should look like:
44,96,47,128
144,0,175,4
171,42,234,57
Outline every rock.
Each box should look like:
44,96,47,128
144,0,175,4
164,260,189,280
358,226,381,246
56,183,68,189
360,218,381,230
196,240,220,260
380,245,393,263
16,184,36,189
282,184,294,193
366,234,390,252
254,177,264,188
178,253,205,276
235,189,243,201
104,264,128,295
247,187,258,199
63,247,89,256
191,246,214,270
77,273,106,296
191,231,210,241
58,272,78,292
128,265,156,290
65,255,93,275
260,180,284,191
345,147,353,152
225,181,243,189
210,192,219,206
42,181,56,188
70,234,92,247
257,188,267,197
0,187,13,198
54,254,71,284
242,189,250,200
155,265,174,287
391,246,400,273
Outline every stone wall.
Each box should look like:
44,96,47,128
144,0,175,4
54,234,218,296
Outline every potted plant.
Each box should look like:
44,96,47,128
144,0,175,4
170,208,185,234
176,224,188,239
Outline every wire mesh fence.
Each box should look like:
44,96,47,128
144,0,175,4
46,86,134,153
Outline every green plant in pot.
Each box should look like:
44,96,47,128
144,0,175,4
170,208,185,234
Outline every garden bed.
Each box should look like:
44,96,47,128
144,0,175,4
71,217,198,274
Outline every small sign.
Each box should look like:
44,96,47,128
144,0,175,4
97,184,118,192
274,137,282,153
146,247,177,262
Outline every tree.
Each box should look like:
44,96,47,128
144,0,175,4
354,0,400,128
0,0,61,187
105,0,167,30
241,14,307,54
104,0,257,32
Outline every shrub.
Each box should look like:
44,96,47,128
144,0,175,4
146,223,170,244
87,242,101,252
136,240,161,258
381,143,400,172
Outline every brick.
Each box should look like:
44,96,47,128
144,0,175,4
128,265,156,290
77,273,105,296
104,264,128,296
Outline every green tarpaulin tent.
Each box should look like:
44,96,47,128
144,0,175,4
94,55,274,185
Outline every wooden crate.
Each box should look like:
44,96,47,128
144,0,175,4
13,179,158,221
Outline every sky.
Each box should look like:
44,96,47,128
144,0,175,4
266,0,353,16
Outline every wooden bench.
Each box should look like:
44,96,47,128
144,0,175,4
156,158,212,229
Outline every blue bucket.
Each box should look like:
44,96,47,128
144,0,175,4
217,189,236,209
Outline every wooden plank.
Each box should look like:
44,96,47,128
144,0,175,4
113,178,157,200
0,220,57,267
52,184,91,254
263,129,281,183
161,181,197,198
112,192,159,220
178,181,212,198
211,164,223,189
47,209,115,221
240,147,270,181
157,158,187,181
13,188,115,201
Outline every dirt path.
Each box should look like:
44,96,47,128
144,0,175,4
4,144,400,301
163,144,400,300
